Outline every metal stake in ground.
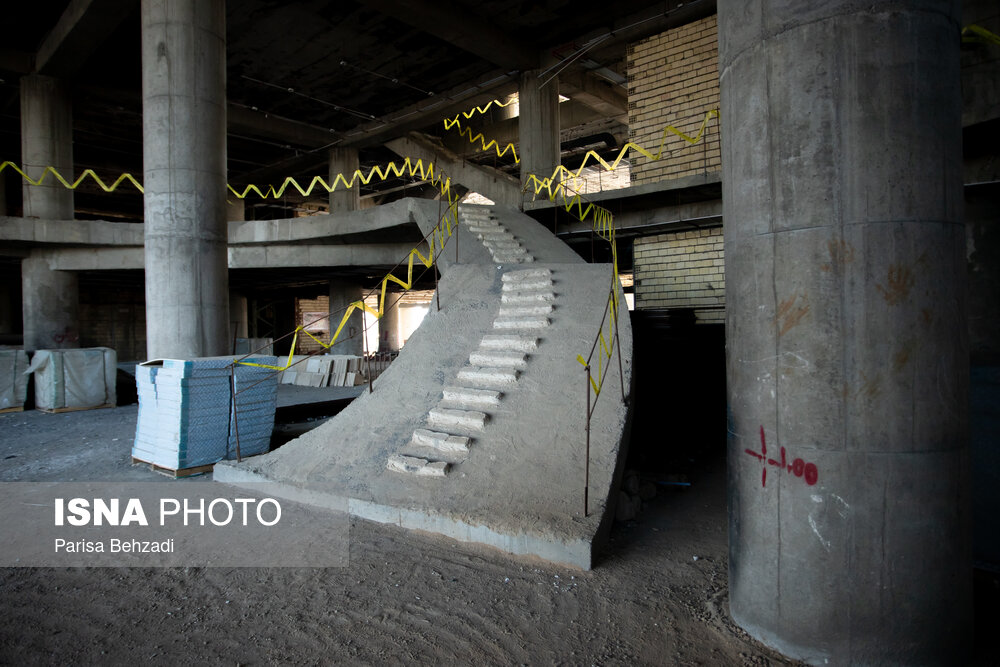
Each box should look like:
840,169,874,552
230,364,243,463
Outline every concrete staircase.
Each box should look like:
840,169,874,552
215,199,633,569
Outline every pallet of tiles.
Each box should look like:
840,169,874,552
132,355,278,472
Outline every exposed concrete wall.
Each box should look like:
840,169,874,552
627,15,721,186
329,280,365,356
518,71,560,190
141,0,229,360
329,147,360,213
378,289,401,353
229,292,248,341
225,198,245,222
720,1,970,663
633,227,724,323
20,75,74,220
21,255,79,350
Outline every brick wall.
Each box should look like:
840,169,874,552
627,15,721,186
295,296,330,354
633,227,724,324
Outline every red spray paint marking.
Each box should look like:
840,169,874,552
744,427,819,488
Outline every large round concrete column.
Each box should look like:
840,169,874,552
329,279,364,356
141,0,229,360
22,256,78,350
518,71,560,191
20,74,74,220
720,2,970,663
329,148,360,214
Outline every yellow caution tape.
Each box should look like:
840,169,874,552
0,161,144,193
963,24,1000,46
235,167,460,371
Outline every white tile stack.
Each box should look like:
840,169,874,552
278,354,365,387
133,355,278,471
387,267,555,477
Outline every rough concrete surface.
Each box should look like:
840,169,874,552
217,205,631,568
0,397,812,665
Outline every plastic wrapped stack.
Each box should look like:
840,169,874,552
0,349,30,412
25,347,116,412
133,355,278,471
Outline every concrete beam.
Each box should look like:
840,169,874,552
385,134,521,207
228,104,338,149
559,71,628,117
440,100,614,157
341,70,518,149
364,0,537,71
1,199,416,247
43,242,421,271
0,217,144,245
35,0,135,77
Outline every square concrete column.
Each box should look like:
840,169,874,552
378,289,400,354
329,279,364,356
518,71,560,192
719,1,970,663
21,255,78,350
20,74,74,220
229,292,248,341
141,0,229,360
329,147,360,213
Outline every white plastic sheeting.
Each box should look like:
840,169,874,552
0,349,29,410
24,348,116,411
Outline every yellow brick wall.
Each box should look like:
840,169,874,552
633,227,725,324
627,15,721,186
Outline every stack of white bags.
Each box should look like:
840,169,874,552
133,356,277,470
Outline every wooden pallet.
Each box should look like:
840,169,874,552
131,457,215,479
0,406,24,414
37,403,114,414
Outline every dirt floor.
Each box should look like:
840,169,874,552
0,399,995,665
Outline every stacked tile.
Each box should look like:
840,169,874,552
133,355,277,470
229,360,279,458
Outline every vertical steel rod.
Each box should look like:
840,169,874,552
585,366,591,518
230,365,243,463
363,310,374,394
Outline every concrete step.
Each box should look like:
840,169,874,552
456,366,519,385
499,304,553,317
428,407,488,430
469,350,527,368
492,254,534,264
469,224,506,233
478,232,515,242
502,278,552,291
386,454,450,477
410,428,471,453
480,335,538,352
502,268,552,281
442,386,502,406
483,239,523,249
501,291,555,304
493,316,550,330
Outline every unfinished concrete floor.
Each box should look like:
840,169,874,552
0,400,787,665
2,403,998,664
